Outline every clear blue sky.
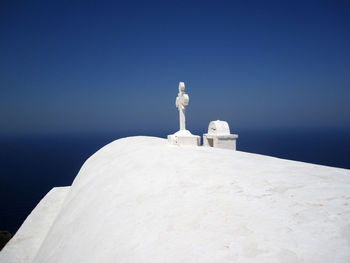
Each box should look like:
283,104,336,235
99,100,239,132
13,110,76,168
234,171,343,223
1,0,349,135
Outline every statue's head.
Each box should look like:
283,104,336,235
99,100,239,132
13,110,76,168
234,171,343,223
178,82,185,93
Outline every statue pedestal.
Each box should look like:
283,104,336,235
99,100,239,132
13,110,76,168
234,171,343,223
168,130,200,146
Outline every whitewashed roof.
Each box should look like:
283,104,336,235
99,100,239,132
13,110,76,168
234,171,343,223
2,136,350,263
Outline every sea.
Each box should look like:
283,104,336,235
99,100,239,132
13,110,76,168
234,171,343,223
1,129,350,234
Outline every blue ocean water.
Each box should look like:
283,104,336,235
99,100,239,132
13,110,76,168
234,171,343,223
1,129,349,234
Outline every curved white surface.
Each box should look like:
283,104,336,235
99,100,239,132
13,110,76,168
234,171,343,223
0,187,70,263
208,120,231,135
4,136,350,263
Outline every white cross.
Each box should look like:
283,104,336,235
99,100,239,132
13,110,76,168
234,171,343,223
175,82,189,131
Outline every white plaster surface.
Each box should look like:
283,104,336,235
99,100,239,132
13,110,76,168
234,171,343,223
3,136,350,263
168,129,200,146
203,120,238,149
208,120,231,135
27,136,350,263
0,187,70,263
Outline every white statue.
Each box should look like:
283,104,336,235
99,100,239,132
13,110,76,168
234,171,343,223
176,82,189,131
168,82,200,146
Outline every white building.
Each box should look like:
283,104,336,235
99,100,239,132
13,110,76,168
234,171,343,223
1,136,350,263
1,82,349,263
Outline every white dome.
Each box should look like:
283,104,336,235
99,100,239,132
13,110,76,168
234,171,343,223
2,136,350,263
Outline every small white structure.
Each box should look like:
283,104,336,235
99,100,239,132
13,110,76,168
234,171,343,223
203,120,238,149
168,82,200,146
